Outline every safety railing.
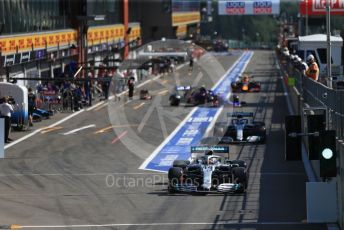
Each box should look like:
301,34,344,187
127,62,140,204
282,54,344,229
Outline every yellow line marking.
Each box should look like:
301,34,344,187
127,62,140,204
11,224,22,229
40,126,54,131
94,103,108,111
40,126,63,134
94,124,139,134
158,89,169,95
133,102,145,110
94,125,113,134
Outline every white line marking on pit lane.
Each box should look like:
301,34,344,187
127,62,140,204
191,72,204,87
86,101,105,111
16,221,313,228
4,109,85,149
61,124,96,135
94,103,108,111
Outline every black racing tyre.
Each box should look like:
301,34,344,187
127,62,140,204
169,95,180,106
213,165,231,184
253,123,267,144
232,167,247,190
168,167,183,181
230,160,247,168
251,122,266,144
172,160,189,168
259,134,266,144
225,126,236,139
252,121,265,126
168,167,183,193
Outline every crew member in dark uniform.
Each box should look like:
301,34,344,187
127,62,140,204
27,87,36,126
127,76,135,100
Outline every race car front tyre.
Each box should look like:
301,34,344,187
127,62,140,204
172,160,189,168
168,167,183,193
232,167,247,191
230,160,247,168
170,95,180,106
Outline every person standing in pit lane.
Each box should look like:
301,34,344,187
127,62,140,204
127,75,135,100
297,57,308,77
305,54,319,81
27,87,36,127
0,97,14,143
188,57,194,75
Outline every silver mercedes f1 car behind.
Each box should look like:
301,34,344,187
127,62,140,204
214,112,266,144
168,146,248,194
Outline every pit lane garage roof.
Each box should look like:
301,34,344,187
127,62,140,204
298,34,343,44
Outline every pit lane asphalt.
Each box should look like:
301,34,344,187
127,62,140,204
0,50,327,230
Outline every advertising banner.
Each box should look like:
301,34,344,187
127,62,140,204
300,0,344,15
0,30,77,55
172,12,201,26
87,25,125,45
218,0,280,15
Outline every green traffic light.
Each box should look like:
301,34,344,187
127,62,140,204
321,148,333,160
319,130,337,178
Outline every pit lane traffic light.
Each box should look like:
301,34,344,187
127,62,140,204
307,114,326,160
319,130,337,178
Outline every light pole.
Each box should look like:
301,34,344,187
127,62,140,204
123,0,129,60
76,15,105,78
326,0,332,88
305,0,309,35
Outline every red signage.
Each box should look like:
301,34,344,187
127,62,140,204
225,1,246,14
253,1,273,14
300,0,344,15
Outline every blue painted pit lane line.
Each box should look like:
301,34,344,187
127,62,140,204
139,51,254,172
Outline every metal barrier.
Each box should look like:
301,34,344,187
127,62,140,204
283,56,344,228
339,140,344,229
301,74,344,139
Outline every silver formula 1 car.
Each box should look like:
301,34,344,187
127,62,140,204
168,146,248,194
214,112,266,144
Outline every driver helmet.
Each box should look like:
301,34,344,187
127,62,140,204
205,150,213,155
306,54,315,63
208,157,218,165
233,95,239,102
242,74,249,83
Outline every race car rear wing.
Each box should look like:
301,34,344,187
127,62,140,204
176,85,191,91
227,112,254,117
190,146,230,162
190,146,230,154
